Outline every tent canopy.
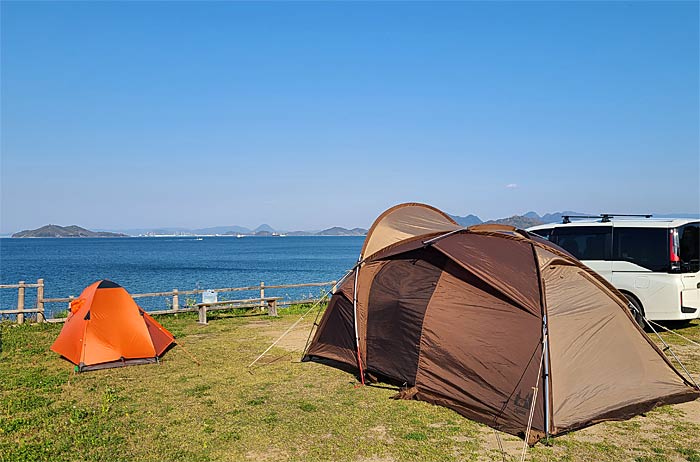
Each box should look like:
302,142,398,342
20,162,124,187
304,203,699,443
360,203,461,260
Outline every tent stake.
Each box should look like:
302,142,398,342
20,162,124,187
492,428,508,462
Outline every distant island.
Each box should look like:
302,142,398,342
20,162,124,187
315,227,368,236
108,224,370,237
12,225,128,238
10,224,367,238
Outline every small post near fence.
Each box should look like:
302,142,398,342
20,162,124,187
172,289,179,312
17,281,25,324
37,279,45,323
67,296,75,314
260,281,265,309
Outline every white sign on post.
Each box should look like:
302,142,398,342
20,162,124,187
202,290,217,304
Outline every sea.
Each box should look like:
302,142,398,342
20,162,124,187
0,236,363,319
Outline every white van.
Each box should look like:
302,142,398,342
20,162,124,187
527,216,699,325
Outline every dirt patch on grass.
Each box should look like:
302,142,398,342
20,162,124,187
245,448,289,461
356,457,396,462
369,424,395,443
676,399,700,423
475,426,524,462
244,319,315,353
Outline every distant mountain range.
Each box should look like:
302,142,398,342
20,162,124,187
451,211,700,228
10,211,699,238
12,225,128,238
448,211,585,228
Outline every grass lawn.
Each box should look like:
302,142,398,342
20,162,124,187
1,307,699,462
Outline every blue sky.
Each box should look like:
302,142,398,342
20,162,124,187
1,1,698,233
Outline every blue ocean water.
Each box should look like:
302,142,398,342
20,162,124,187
0,236,363,318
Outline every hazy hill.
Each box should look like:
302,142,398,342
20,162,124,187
523,211,588,224
12,225,128,238
316,227,368,236
254,224,275,233
194,225,251,235
483,216,545,228
449,214,483,227
448,213,543,228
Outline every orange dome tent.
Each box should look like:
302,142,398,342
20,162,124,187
51,280,175,372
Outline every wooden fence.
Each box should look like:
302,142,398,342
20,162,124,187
0,279,336,324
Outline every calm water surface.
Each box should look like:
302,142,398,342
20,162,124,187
0,236,362,318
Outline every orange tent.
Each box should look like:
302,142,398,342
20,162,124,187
51,280,175,372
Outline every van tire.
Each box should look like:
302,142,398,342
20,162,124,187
622,292,645,329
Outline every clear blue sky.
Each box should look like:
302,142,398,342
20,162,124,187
1,1,698,233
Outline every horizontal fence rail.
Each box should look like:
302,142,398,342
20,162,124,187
0,279,336,324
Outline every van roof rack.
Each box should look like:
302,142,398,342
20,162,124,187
561,213,652,224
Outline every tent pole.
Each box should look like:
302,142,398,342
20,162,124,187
542,314,551,439
352,257,365,385
422,227,469,246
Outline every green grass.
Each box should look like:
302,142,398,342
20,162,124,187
1,311,698,462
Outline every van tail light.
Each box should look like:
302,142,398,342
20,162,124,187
670,228,681,271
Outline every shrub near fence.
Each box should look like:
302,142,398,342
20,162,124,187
0,279,336,324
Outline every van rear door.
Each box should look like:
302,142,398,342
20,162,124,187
678,223,700,311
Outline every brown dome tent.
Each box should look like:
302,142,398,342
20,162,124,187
303,203,699,444
51,280,175,372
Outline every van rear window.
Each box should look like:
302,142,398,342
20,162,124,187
612,228,668,272
678,223,699,273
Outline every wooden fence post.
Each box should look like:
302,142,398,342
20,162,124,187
36,279,45,323
172,289,179,312
260,282,265,308
17,281,25,324
198,305,208,325
67,296,75,315
267,299,278,317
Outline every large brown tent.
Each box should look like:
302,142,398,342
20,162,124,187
303,203,699,443
51,280,175,372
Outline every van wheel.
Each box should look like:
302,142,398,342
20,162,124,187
623,293,645,329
